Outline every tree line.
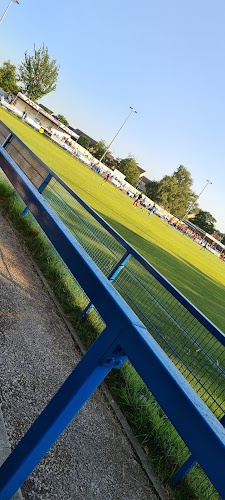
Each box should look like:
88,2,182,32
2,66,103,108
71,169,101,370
0,47,222,239
145,167,222,238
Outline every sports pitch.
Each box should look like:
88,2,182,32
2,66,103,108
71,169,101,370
0,106,225,333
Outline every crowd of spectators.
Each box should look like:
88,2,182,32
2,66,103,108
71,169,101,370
127,192,225,260
159,212,225,259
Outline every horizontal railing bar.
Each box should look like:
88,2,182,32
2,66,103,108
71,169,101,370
22,173,52,217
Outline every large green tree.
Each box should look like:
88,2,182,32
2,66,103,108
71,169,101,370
118,156,139,186
77,135,90,150
18,43,59,100
145,180,160,201
146,165,198,218
156,175,179,210
189,210,216,234
0,60,19,94
90,140,109,160
168,165,197,217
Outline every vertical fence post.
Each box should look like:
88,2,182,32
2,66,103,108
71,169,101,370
2,133,12,148
81,252,131,319
21,173,52,216
107,251,131,282
171,414,225,486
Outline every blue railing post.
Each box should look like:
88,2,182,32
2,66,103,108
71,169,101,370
107,252,131,282
21,173,52,217
171,455,198,486
81,252,131,319
2,133,12,148
80,301,94,318
171,414,225,486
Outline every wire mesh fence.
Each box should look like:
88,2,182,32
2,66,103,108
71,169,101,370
0,120,224,499
43,179,126,277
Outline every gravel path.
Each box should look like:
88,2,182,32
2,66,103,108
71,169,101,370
0,210,159,500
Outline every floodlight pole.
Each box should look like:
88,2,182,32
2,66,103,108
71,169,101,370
0,0,19,25
181,179,212,222
99,106,137,164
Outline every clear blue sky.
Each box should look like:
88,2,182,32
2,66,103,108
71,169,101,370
0,0,224,231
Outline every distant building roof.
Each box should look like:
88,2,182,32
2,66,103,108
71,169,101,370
68,127,96,145
137,166,146,177
139,176,150,184
39,104,54,114
105,153,114,160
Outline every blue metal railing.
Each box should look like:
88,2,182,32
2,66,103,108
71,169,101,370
0,123,225,499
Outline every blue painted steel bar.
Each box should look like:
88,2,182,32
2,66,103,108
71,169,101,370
172,456,197,486
108,252,131,282
0,125,224,345
80,302,94,318
2,133,12,148
0,328,127,500
220,415,225,426
80,302,94,319
81,251,131,319
21,173,52,216
0,149,225,498
172,414,225,486
119,328,225,499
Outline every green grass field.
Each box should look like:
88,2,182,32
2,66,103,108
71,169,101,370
1,106,225,333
